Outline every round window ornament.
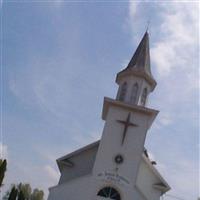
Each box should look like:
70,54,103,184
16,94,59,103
114,154,124,164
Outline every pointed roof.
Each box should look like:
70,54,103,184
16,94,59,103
126,31,152,76
116,31,156,90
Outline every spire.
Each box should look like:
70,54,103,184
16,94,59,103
126,31,152,77
116,31,156,90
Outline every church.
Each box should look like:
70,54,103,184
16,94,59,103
47,31,170,200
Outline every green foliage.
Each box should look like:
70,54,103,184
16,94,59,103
18,183,32,199
0,159,7,187
18,190,25,200
4,183,44,200
8,186,18,200
31,189,44,200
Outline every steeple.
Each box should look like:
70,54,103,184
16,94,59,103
92,32,161,200
116,31,157,107
126,31,152,78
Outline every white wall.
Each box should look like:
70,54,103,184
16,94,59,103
136,159,162,200
91,100,157,200
48,175,93,200
59,145,98,184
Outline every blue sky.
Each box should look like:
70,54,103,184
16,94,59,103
1,1,199,200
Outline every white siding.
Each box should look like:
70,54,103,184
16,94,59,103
136,160,162,200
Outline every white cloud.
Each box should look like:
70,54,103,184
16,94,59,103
44,165,59,183
128,2,199,199
8,59,73,123
158,157,198,200
128,2,198,78
159,113,172,126
129,1,138,18
151,2,198,77
128,2,199,123
0,143,8,159
128,2,142,42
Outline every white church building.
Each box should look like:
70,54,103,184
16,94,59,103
48,31,170,200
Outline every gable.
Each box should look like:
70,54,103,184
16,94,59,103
57,140,170,192
58,141,99,184
136,157,170,199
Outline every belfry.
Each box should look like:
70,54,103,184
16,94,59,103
48,31,170,200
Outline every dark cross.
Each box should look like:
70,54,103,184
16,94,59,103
117,112,138,145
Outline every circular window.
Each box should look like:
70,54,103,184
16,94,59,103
97,187,121,200
114,154,124,165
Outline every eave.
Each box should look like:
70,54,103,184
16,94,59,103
142,154,171,192
116,68,157,91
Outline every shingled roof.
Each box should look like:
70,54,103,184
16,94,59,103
116,31,156,89
126,31,152,77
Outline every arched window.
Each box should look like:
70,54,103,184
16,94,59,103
141,88,148,106
97,187,121,200
130,83,139,104
119,82,127,101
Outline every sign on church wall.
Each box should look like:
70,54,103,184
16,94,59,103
97,171,130,187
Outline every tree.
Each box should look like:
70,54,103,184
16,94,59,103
18,183,32,199
31,189,44,200
0,159,7,187
4,183,44,200
18,190,25,200
8,186,18,200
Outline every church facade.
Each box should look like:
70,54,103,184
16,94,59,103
47,32,170,200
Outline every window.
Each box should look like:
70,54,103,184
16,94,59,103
97,187,121,200
130,83,139,104
141,88,148,106
119,82,127,101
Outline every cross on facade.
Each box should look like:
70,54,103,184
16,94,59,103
117,112,138,145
